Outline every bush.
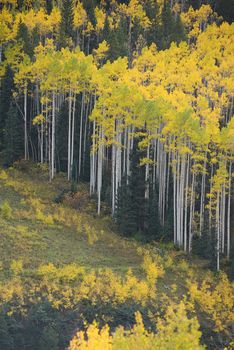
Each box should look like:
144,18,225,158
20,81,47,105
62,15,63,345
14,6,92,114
36,209,54,225
10,260,23,275
69,302,205,350
13,159,32,172
63,191,89,210
0,170,8,181
53,189,70,204
0,200,13,219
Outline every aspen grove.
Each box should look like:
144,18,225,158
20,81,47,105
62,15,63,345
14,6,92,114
0,1,234,273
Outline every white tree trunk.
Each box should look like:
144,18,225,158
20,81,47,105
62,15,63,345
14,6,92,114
51,91,56,180
24,87,28,160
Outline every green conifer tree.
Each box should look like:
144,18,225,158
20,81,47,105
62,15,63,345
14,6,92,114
59,0,75,47
38,326,59,350
160,1,175,49
115,138,146,236
147,186,161,239
115,176,134,234
4,103,24,166
0,313,14,350
45,0,53,14
143,0,161,45
0,65,14,151
160,1,186,49
173,14,186,44
17,21,33,57
106,16,128,61
83,0,97,26
56,101,69,172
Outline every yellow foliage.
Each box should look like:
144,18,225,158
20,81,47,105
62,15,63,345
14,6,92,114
188,273,234,334
38,263,85,282
142,253,165,287
0,170,8,180
10,259,23,275
0,200,13,219
32,114,45,125
93,40,109,64
94,7,106,32
119,0,150,28
69,302,204,350
0,7,15,44
36,209,54,225
74,1,87,29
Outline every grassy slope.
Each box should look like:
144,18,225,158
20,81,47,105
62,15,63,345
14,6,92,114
0,162,214,296
0,165,143,275
0,163,232,350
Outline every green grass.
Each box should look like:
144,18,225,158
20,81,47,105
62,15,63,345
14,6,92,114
0,165,142,276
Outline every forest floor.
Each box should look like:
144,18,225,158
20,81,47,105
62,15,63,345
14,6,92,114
0,162,232,350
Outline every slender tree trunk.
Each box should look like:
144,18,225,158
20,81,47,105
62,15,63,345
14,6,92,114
184,153,189,251
112,143,116,216
90,119,96,195
173,151,177,244
216,191,220,271
78,91,85,176
67,89,72,180
71,94,76,175
51,91,56,180
82,93,91,173
97,127,103,215
145,144,150,199
189,170,195,253
227,160,232,259
128,16,132,67
199,156,207,236
24,87,29,160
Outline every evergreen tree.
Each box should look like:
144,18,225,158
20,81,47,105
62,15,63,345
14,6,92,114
143,0,160,46
160,0,175,49
4,103,24,166
16,0,24,10
128,138,147,234
45,0,53,14
216,0,234,23
147,186,161,239
115,176,135,234
8,316,25,350
38,326,59,350
0,65,14,151
192,229,217,268
0,313,14,350
56,101,69,172
173,14,186,44
115,138,146,236
59,0,75,47
160,1,186,49
83,0,97,26
81,128,91,182
17,21,33,57
105,16,128,61
230,235,234,281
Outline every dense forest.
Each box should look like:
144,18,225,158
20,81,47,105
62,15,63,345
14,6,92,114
0,0,233,349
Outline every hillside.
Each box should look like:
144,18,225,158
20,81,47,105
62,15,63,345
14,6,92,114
0,0,233,349
0,163,233,350
1,0,233,274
